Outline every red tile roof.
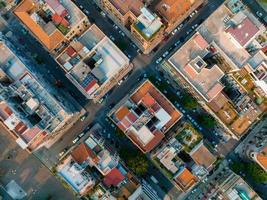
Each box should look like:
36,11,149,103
103,168,125,187
226,17,259,46
71,143,98,165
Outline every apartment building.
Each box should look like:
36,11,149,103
109,80,182,153
0,40,72,151
57,155,95,196
56,24,132,102
211,170,262,200
162,1,267,138
94,0,165,54
14,0,90,55
250,145,267,172
155,0,204,33
71,125,119,176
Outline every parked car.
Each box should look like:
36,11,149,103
171,28,178,35
78,131,85,138
156,57,163,64
72,137,79,144
162,51,169,58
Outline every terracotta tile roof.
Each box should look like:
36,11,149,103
208,93,228,112
174,168,198,192
156,0,192,24
142,93,156,108
126,112,138,123
194,33,209,49
21,126,41,143
256,146,267,171
14,122,28,135
190,143,216,170
71,143,98,165
14,0,65,50
128,129,164,153
103,168,125,187
226,17,260,46
115,106,130,121
0,102,13,120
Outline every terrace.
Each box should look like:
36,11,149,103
132,7,163,41
14,0,87,50
56,24,129,98
175,123,203,153
57,156,95,195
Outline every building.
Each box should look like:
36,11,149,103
189,142,216,171
103,164,140,199
211,170,262,200
94,0,165,54
71,126,119,176
155,0,204,33
163,1,267,138
14,0,90,54
128,180,161,200
109,80,182,153
0,40,72,151
56,24,132,102
250,145,267,172
57,155,95,196
173,167,198,192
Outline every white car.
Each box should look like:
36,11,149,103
118,80,123,85
109,35,115,41
156,57,163,64
84,9,89,15
162,51,169,58
72,137,79,144
78,132,85,138
100,11,106,17
171,28,178,35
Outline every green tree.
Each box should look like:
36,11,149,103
119,148,149,176
197,114,216,129
247,163,267,184
181,94,198,109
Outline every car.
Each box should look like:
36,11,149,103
109,35,115,41
84,9,89,15
79,5,83,9
78,131,85,138
162,51,169,58
58,151,65,157
72,137,79,144
175,40,181,47
100,11,106,17
256,11,263,18
118,79,123,85
127,54,132,59
113,24,118,29
192,24,198,29
156,57,163,64
80,113,88,121
171,28,178,35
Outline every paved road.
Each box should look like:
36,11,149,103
0,123,76,200
242,0,267,25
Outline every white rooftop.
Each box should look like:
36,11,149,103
155,108,171,129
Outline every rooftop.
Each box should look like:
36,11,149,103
108,0,144,16
226,17,260,46
189,142,216,170
197,4,264,68
255,146,267,172
14,0,86,50
168,33,225,102
111,80,182,153
174,167,198,192
56,24,129,98
133,7,163,40
57,156,95,195
0,41,68,145
103,167,125,187
155,0,193,24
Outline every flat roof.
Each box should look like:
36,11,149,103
226,17,260,46
108,0,143,16
197,5,253,68
168,33,225,102
57,25,129,94
189,142,216,170
174,168,198,192
155,0,193,24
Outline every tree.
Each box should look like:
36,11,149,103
181,94,198,109
197,114,216,129
119,148,149,176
